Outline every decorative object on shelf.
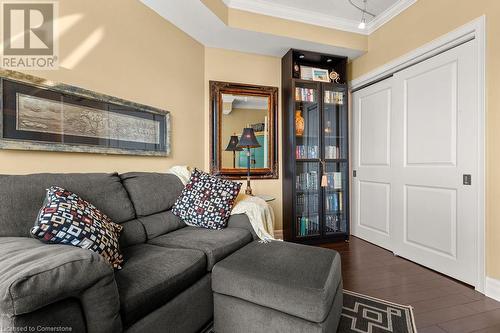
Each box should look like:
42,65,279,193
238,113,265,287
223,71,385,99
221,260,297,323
225,134,243,168
295,110,305,136
237,128,261,195
329,70,340,83
312,68,330,82
293,62,300,78
325,120,332,134
0,69,170,156
300,65,314,80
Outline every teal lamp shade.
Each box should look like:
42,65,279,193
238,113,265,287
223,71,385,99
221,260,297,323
237,128,261,148
225,135,243,151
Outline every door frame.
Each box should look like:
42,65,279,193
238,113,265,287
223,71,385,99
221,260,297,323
350,16,486,293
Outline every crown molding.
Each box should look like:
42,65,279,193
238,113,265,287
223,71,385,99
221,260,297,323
223,0,417,36
366,0,417,34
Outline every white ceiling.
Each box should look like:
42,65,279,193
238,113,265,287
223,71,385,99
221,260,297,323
141,0,416,59
141,0,365,58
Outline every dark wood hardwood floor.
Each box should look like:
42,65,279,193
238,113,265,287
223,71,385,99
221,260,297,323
321,236,500,333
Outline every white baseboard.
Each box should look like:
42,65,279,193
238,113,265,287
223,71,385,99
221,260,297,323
485,277,500,302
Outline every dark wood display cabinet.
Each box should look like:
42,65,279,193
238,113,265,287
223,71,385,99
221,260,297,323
282,49,349,244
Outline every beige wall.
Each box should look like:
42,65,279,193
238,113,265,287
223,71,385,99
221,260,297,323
350,0,500,279
0,0,205,174
204,48,283,230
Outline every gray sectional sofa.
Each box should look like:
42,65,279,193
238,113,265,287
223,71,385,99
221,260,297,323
0,172,257,333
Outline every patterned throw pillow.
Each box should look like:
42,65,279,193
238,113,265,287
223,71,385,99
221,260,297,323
172,169,242,230
31,186,124,269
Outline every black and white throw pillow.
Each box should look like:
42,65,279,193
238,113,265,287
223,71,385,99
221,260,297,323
172,169,241,230
31,186,124,269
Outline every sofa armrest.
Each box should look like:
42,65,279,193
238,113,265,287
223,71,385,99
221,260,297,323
227,214,258,240
0,237,121,333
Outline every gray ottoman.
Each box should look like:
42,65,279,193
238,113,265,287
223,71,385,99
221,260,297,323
212,241,343,333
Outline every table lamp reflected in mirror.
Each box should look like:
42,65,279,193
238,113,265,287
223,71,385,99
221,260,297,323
237,128,261,196
225,134,243,168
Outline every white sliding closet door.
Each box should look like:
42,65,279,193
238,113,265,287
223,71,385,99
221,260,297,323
352,78,394,250
352,40,478,285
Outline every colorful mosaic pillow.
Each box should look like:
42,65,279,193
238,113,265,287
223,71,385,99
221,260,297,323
172,169,242,230
31,186,124,269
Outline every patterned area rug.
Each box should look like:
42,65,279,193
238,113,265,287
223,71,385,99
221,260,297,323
204,290,417,333
339,290,417,333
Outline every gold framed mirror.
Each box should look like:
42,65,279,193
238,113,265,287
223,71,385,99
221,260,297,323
209,81,279,179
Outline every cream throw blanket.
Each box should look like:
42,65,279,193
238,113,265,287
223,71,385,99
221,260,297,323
168,166,276,242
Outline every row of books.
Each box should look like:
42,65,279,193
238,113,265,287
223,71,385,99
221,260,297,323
297,215,320,237
325,145,341,159
296,145,319,159
325,215,343,233
297,171,318,191
325,192,343,212
324,91,344,105
324,172,342,190
296,193,319,212
295,87,316,102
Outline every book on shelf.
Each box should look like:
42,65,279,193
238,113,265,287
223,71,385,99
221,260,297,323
296,193,319,212
295,87,315,102
325,215,342,233
325,192,343,212
296,145,319,159
296,171,318,191
325,172,342,189
324,91,344,105
297,215,320,237
325,145,340,159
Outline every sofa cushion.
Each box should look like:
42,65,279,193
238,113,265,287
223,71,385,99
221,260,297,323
31,186,124,269
0,173,135,237
115,244,206,327
119,219,147,248
148,226,252,271
137,210,185,240
212,241,342,323
172,169,242,230
120,172,184,217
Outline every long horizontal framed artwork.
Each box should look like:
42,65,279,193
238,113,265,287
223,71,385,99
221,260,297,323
0,69,170,156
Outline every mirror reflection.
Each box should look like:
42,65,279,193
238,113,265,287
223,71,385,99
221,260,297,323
221,94,269,170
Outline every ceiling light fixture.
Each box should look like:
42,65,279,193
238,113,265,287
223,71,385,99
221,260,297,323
349,0,375,30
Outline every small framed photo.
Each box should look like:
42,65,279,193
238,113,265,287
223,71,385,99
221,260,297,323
300,66,314,80
312,68,330,82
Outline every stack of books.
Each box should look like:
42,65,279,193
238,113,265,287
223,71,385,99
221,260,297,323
296,171,318,191
296,145,319,159
325,215,342,233
325,192,343,212
297,215,319,237
325,145,340,159
325,172,342,189
324,91,344,104
296,193,319,212
295,87,315,102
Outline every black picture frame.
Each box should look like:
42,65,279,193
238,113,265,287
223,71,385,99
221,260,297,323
0,69,170,156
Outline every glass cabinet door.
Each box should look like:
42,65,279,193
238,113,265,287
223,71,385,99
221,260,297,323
323,85,348,235
294,81,320,238
323,85,347,161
